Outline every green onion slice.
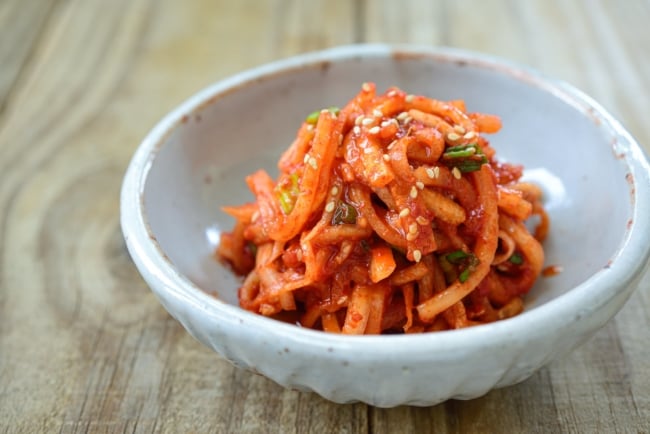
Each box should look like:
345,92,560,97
446,249,470,264
305,110,320,124
305,106,340,125
332,200,357,225
509,252,524,265
442,143,488,173
458,268,472,283
276,173,300,214
444,250,480,283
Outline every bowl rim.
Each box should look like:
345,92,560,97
121,43,650,356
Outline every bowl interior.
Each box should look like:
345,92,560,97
142,51,631,310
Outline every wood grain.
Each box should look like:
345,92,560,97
0,0,648,432
0,0,59,115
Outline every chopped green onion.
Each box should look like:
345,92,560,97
458,268,472,283
278,191,293,214
246,242,258,257
332,200,358,224
305,110,320,124
305,107,340,125
442,143,488,173
276,173,300,214
444,250,479,283
454,159,486,173
443,146,477,159
509,252,524,265
328,106,340,116
446,250,470,264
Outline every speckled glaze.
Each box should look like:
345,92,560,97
120,45,650,407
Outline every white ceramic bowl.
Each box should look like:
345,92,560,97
121,45,650,407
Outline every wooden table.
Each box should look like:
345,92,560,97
1,0,649,432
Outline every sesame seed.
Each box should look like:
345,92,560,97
399,208,410,218
405,94,415,103
452,167,462,179
362,82,372,92
413,250,422,262
373,109,383,118
303,153,311,164
416,216,428,225
320,108,329,114
464,131,476,140
410,186,418,199
425,167,435,179
447,132,461,141
387,90,397,97
364,147,373,154
406,232,417,241
362,117,374,126
454,125,466,134
381,120,391,128
296,249,303,261
409,223,418,234
306,124,314,131
387,140,397,150
396,112,409,121
355,115,364,125
325,201,336,213
403,116,412,125
353,126,361,135
433,166,440,178
416,181,424,190
308,157,318,169
252,210,260,222
382,154,391,161
330,186,339,196
368,126,380,134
